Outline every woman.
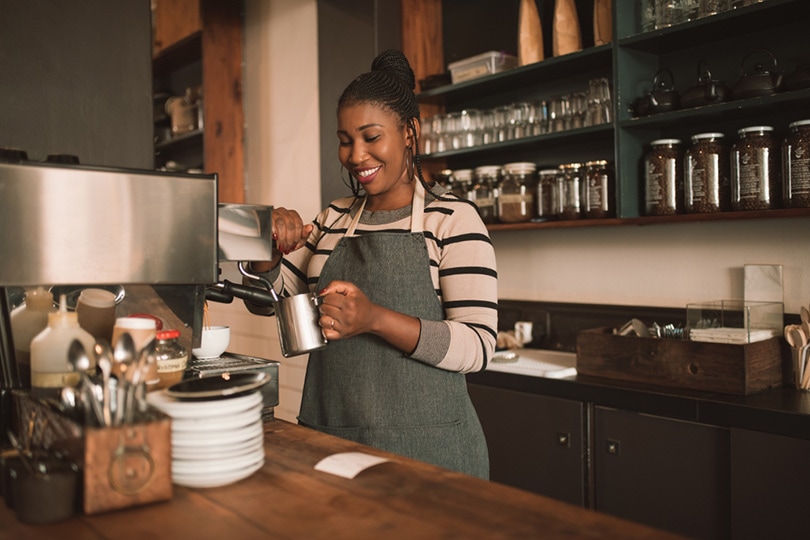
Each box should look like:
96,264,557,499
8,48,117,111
245,50,497,479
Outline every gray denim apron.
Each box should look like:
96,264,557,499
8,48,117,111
298,182,489,479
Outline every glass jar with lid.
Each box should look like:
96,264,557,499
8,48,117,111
450,169,473,200
644,138,683,215
559,163,584,220
583,160,615,218
154,329,188,390
498,162,537,223
782,119,810,208
536,169,559,219
730,126,779,211
472,165,501,224
684,132,729,213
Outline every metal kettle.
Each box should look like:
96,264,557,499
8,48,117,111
632,69,680,117
731,49,783,100
682,59,729,109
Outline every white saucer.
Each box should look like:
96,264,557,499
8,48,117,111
172,446,265,476
172,436,265,461
170,402,263,433
172,420,262,448
146,389,263,419
172,456,264,488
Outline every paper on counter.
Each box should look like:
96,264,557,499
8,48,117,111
314,452,390,479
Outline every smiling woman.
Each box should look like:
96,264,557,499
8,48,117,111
242,50,498,479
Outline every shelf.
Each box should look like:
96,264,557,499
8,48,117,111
621,87,810,130
421,124,614,162
417,45,613,104
617,0,803,53
486,207,810,232
152,31,202,78
155,129,202,153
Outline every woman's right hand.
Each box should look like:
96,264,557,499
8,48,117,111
251,207,313,273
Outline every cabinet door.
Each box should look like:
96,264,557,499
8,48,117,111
593,406,730,540
467,383,585,506
730,428,810,539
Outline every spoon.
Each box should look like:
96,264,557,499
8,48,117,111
68,339,104,425
94,340,114,427
7,430,35,475
113,332,136,379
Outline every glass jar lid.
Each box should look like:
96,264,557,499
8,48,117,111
503,161,537,174
691,132,724,142
650,138,681,146
788,119,810,129
453,168,473,182
474,165,502,178
737,126,773,136
585,159,609,167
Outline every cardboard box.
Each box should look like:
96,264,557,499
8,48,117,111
576,327,787,395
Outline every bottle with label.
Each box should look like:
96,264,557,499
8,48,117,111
730,126,779,211
472,165,501,224
583,160,615,218
10,286,54,387
30,295,96,399
782,119,810,208
685,132,729,213
154,329,189,390
536,169,560,219
560,162,584,220
644,139,683,215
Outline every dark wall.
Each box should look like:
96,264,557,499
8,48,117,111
317,0,402,209
0,0,153,168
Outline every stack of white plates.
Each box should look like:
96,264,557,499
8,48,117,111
146,374,268,488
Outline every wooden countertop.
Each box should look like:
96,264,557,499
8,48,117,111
2,419,686,539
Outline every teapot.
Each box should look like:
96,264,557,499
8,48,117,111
632,69,680,117
731,49,783,100
681,59,729,109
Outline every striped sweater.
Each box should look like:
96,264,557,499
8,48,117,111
248,186,498,373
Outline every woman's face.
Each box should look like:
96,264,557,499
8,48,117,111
337,102,414,211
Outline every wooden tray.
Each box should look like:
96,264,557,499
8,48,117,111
576,327,787,395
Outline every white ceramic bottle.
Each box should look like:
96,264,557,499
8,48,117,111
30,294,96,399
10,286,54,387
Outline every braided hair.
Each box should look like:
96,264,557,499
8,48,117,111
338,50,431,198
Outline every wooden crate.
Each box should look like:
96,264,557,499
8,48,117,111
11,391,172,514
576,327,787,395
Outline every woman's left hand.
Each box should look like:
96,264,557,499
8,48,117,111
317,280,421,354
318,281,374,340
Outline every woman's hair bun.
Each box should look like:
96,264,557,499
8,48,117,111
370,49,416,92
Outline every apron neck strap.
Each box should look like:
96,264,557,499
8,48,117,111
345,181,425,236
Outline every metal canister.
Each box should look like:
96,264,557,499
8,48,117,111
684,132,729,213
782,119,810,208
730,126,779,211
644,138,683,215
583,160,615,218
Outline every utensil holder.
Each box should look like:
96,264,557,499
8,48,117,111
10,390,172,515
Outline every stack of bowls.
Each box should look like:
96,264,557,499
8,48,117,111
146,385,265,488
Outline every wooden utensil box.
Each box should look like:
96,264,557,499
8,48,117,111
11,391,172,514
575,327,787,395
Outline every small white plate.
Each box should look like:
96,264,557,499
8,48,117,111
172,456,264,489
172,420,262,448
146,389,263,419
165,372,269,400
171,402,263,433
172,436,264,461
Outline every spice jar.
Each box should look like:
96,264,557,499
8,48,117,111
730,126,779,211
782,119,810,208
583,160,615,218
154,329,188,390
684,132,729,213
536,169,559,219
472,165,500,224
559,163,584,220
644,139,683,215
498,162,537,223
